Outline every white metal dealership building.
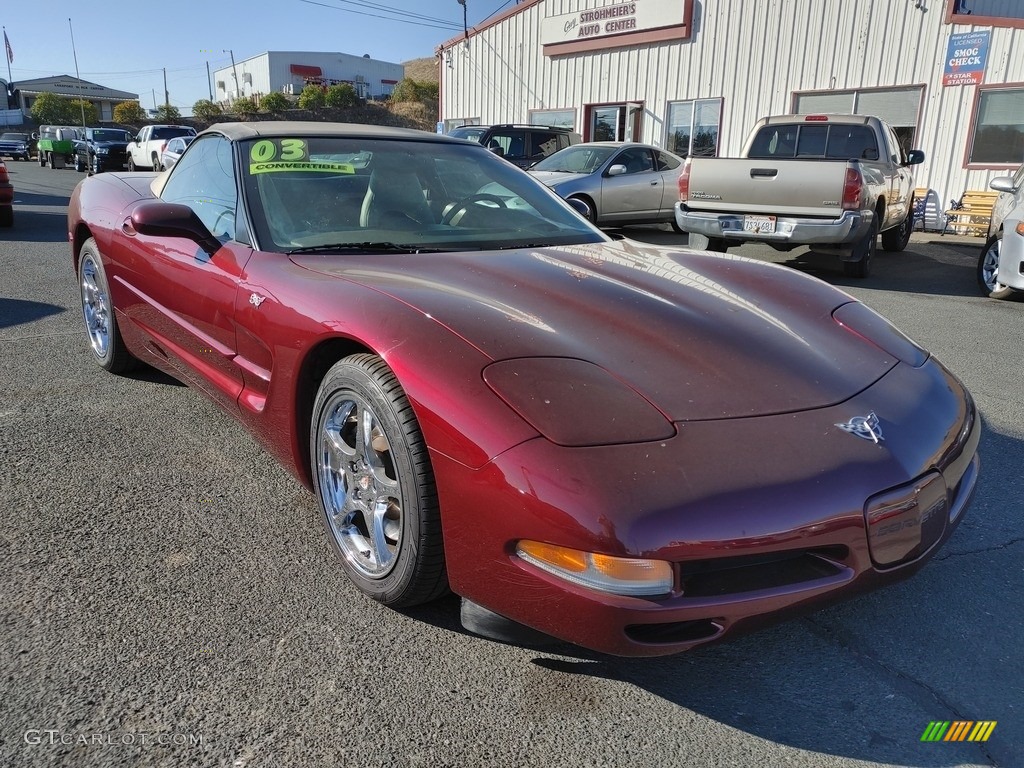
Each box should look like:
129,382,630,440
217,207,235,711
437,0,1024,223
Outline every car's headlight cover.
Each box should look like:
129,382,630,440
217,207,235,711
516,540,674,597
832,301,929,367
483,357,675,446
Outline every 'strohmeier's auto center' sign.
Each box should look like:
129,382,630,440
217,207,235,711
541,0,692,49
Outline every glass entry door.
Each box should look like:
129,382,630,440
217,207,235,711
588,104,643,142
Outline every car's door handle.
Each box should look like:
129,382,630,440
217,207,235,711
122,217,137,236
650,180,658,186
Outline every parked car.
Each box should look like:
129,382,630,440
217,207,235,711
159,135,194,171
529,142,686,229
0,159,13,226
69,121,979,658
674,114,924,277
978,162,1024,300
0,132,32,161
127,124,197,171
73,128,133,174
447,123,581,169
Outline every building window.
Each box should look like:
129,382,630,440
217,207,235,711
666,99,721,157
793,86,924,154
946,0,1024,29
968,86,1024,166
530,109,576,131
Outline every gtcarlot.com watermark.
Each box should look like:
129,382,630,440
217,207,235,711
25,730,203,747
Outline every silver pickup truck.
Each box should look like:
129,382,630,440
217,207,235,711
674,114,924,277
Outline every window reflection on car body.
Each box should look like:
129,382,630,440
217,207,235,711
285,241,444,255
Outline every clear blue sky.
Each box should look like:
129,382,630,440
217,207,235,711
1,0,510,115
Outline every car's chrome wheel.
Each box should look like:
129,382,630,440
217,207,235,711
319,393,404,579
311,354,447,606
80,253,111,358
977,234,1014,299
78,239,136,373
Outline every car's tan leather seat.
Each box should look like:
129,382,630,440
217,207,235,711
359,155,434,229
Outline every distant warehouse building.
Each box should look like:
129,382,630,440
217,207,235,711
212,51,404,104
437,0,1024,223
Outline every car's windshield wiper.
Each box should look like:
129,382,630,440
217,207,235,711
286,241,443,255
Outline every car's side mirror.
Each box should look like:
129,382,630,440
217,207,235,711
607,164,627,176
131,202,221,255
990,176,1016,193
906,149,925,166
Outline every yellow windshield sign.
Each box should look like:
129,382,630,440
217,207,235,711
249,161,355,175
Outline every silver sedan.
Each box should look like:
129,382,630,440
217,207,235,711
978,161,1024,300
529,142,685,230
159,136,194,172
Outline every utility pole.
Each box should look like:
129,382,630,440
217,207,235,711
206,61,213,101
224,49,239,99
163,67,169,115
68,18,86,127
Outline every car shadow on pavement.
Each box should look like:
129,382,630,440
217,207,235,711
0,297,65,329
3,208,70,244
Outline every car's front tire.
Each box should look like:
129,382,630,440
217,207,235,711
977,234,1015,300
567,195,597,224
687,233,729,252
78,238,136,373
311,354,448,607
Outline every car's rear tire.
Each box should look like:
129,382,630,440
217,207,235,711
127,156,136,172
880,201,913,252
152,154,162,171
311,353,448,607
78,238,137,374
74,154,84,172
843,216,878,278
687,233,729,252
38,153,46,167
977,234,1015,299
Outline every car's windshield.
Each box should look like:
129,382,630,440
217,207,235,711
152,127,195,140
447,127,487,143
240,136,606,252
92,130,128,142
530,145,617,174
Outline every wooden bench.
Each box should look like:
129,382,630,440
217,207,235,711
942,190,999,236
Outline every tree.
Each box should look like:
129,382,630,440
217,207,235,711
389,78,439,107
154,104,182,122
232,96,259,116
30,92,76,125
113,100,147,125
192,99,222,120
259,91,290,114
68,99,98,126
297,84,325,110
324,83,358,109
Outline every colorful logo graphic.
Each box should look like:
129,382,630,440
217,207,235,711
921,721,997,742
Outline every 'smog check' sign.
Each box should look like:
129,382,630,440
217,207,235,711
942,30,991,86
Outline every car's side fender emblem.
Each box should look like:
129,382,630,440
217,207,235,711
249,293,266,308
835,412,884,443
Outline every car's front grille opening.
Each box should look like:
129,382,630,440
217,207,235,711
625,619,722,645
679,547,849,598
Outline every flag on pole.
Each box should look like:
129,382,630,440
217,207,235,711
3,31,12,64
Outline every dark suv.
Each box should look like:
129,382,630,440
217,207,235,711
448,124,582,169
73,128,133,174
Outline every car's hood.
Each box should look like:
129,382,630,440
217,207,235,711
291,240,896,421
528,170,583,187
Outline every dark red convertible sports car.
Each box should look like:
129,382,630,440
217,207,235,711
68,122,980,657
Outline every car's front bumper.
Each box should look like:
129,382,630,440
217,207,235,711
675,202,872,247
436,356,980,657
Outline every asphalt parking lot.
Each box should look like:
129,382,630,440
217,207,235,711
1,159,1021,768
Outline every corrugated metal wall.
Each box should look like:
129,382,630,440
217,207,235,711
440,0,1023,210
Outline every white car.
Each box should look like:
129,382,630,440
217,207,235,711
159,136,194,171
978,162,1024,300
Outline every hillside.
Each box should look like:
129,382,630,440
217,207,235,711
402,58,439,83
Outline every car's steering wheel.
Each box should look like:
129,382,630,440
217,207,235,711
441,193,508,226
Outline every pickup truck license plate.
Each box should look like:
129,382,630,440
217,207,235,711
743,215,776,234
